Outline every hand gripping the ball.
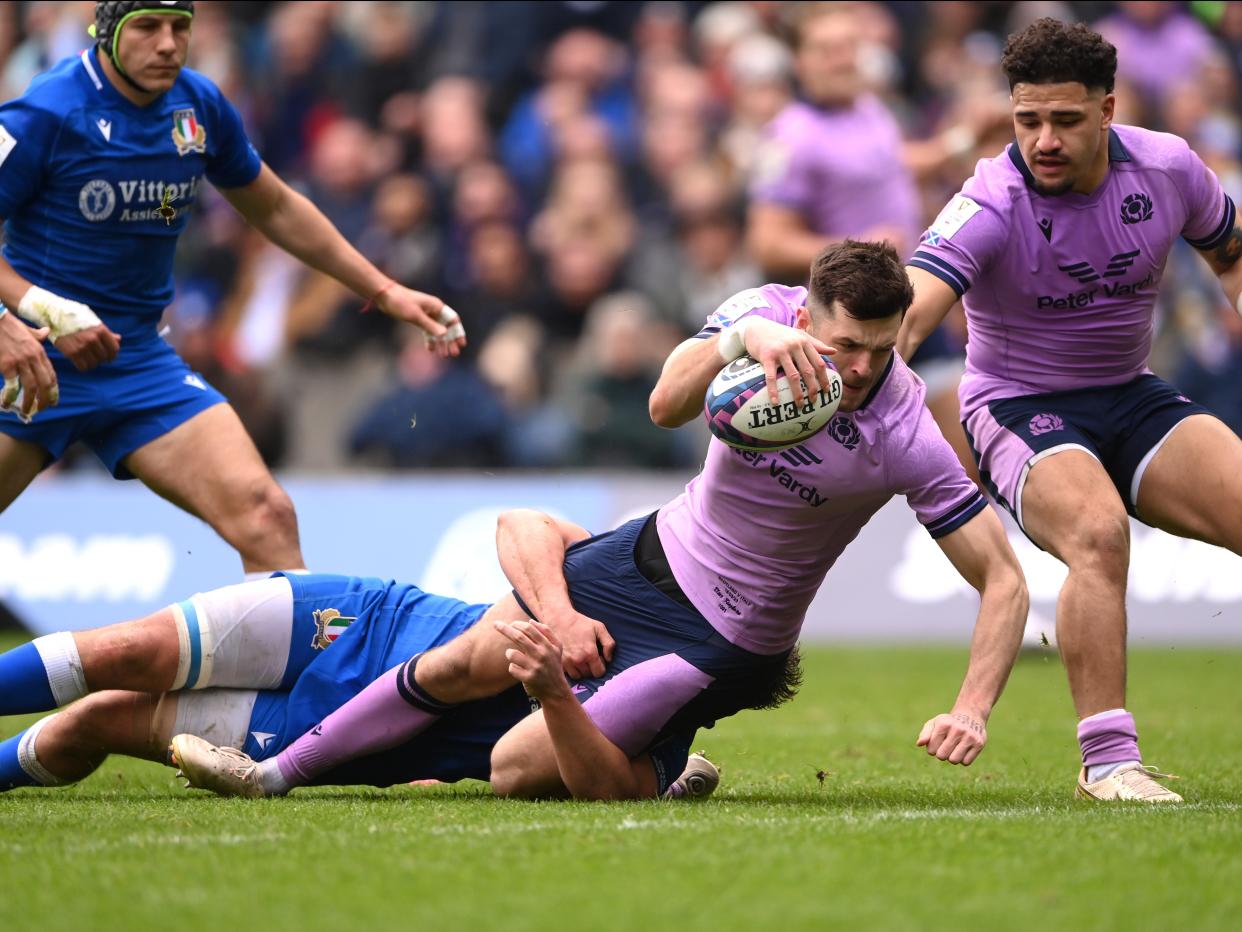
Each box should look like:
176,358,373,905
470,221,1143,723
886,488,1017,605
736,316,836,407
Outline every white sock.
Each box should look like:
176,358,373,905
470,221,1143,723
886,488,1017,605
1087,760,1141,783
18,715,67,786
31,633,87,706
256,758,292,796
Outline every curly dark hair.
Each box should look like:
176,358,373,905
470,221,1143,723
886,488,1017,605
807,239,914,321
1001,18,1117,93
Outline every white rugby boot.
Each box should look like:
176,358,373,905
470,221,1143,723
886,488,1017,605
1075,763,1183,803
170,733,268,798
664,752,721,800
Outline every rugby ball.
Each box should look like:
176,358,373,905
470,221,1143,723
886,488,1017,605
705,355,842,451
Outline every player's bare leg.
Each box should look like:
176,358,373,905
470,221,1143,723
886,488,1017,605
122,403,304,574
1023,450,1181,801
0,433,49,512
0,690,173,790
1135,414,1242,553
1023,450,1130,716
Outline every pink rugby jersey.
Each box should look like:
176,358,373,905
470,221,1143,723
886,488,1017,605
909,125,1236,416
657,284,986,654
750,97,922,253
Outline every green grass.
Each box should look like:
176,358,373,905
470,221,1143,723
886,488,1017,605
2,640,1239,931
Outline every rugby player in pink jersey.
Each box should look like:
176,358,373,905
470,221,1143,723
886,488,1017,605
900,19,1242,803
171,241,1028,801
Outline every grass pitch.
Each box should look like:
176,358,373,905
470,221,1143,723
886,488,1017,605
2,640,1239,931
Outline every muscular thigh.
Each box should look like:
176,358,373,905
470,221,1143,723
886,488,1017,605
122,403,277,524
1022,450,1129,563
1135,413,1242,548
0,432,48,511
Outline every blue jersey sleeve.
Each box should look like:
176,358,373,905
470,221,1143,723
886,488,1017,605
204,85,261,189
0,99,58,219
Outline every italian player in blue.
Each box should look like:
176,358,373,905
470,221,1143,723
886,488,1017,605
899,19,1242,803
0,2,465,576
0,509,723,800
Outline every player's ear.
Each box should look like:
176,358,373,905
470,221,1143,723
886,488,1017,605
795,306,813,331
1100,93,1115,130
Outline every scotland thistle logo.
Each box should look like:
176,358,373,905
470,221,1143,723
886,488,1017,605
1028,413,1064,436
827,415,861,450
1120,192,1153,225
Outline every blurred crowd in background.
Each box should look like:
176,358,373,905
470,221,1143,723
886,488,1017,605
3,0,1242,472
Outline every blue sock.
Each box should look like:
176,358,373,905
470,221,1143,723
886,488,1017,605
0,642,58,714
0,728,39,791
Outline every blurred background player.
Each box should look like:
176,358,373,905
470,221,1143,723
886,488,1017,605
0,510,751,800
899,19,1242,803
0,1,464,577
747,1,1005,485
173,242,1029,799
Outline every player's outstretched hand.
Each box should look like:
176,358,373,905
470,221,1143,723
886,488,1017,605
375,284,467,358
916,710,987,766
55,323,122,371
494,618,573,702
741,316,835,407
0,314,57,421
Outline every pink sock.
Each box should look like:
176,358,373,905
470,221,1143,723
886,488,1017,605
275,660,447,786
1077,708,1141,768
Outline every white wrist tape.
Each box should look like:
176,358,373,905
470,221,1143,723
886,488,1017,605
18,285,102,341
716,317,751,362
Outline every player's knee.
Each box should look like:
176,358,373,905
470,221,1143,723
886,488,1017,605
250,482,298,539
1066,513,1130,577
489,747,538,799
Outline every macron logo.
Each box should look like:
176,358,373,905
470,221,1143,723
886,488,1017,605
251,732,276,751
96,119,112,141
183,374,205,391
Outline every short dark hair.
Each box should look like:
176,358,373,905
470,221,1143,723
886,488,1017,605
748,646,804,711
1001,18,1117,93
807,239,913,321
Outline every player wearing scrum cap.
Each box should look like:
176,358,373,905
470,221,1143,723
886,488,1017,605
0,1,464,578
899,19,1242,803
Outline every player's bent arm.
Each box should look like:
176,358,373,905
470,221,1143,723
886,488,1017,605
650,317,835,428
649,336,734,428
220,165,463,352
489,700,657,801
935,507,1028,723
1193,222,1242,313
896,267,960,361
496,509,613,678
746,203,833,280
491,619,657,800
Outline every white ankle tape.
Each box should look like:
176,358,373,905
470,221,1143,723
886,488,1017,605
31,633,87,706
170,598,215,691
18,715,66,787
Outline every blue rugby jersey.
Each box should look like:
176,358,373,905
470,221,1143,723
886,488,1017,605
0,47,261,341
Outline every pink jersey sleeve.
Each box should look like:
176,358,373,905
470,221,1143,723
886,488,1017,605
907,174,1010,299
1179,142,1237,252
888,404,987,538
